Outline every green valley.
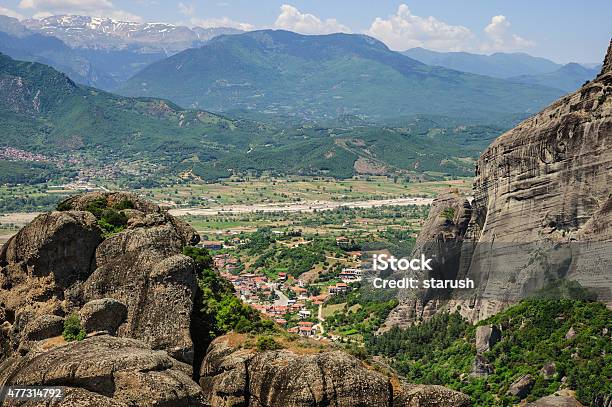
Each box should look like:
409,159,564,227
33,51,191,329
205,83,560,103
0,52,515,186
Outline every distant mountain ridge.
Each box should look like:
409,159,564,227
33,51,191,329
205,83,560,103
0,15,241,90
403,47,562,78
509,62,601,92
120,29,563,120
22,15,243,53
0,26,163,90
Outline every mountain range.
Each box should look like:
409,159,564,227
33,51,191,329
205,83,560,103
0,14,599,107
119,29,563,120
508,62,601,92
0,15,241,90
0,52,511,183
22,15,243,52
404,47,601,92
403,47,563,78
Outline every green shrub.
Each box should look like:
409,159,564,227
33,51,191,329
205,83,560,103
182,246,278,339
56,201,72,211
441,207,455,222
100,209,128,227
84,197,108,218
183,246,214,271
97,208,128,236
63,314,86,342
215,295,259,333
113,199,135,211
256,335,283,351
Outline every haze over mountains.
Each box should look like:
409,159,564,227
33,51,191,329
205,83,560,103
0,15,240,89
0,13,599,116
509,62,601,92
404,47,602,92
119,29,562,120
403,47,562,78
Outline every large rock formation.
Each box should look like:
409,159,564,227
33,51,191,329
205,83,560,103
200,335,470,407
0,192,200,363
0,335,205,406
380,191,473,331
0,211,103,288
383,40,612,328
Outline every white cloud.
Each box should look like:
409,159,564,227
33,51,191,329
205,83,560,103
274,4,350,35
0,6,25,20
190,16,253,31
19,0,142,22
179,2,253,30
365,4,473,51
178,2,195,17
481,15,534,52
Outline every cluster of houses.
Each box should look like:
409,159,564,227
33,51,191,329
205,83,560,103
222,272,274,303
213,253,241,274
199,236,246,251
212,249,364,338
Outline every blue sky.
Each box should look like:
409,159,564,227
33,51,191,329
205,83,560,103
1,0,610,63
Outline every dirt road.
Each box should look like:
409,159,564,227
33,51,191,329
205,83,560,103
168,197,433,217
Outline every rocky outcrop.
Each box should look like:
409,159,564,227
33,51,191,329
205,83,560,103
463,40,612,318
379,192,473,332
474,324,501,354
200,335,470,407
507,374,535,399
79,298,127,335
0,335,205,406
0,211,103,287
526,394,584,406
0,193,206,405
394,384,471,407
383,40,612,328
0,192,199,364
83,224,198,363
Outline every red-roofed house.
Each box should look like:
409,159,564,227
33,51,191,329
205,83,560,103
298,321,316,336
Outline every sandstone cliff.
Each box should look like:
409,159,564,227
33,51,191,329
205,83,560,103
383,39,612,328
0,192,200,363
